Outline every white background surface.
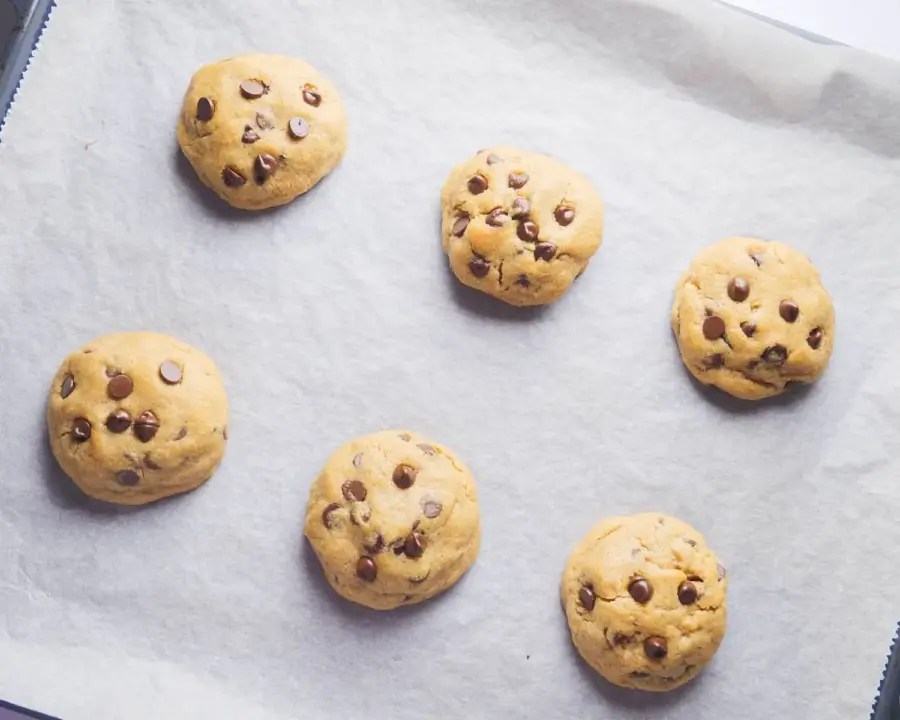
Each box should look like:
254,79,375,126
1,1,900,719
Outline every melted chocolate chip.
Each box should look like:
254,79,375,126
578,585,596,611
677,581,698,605
222,166,247,188
702,315,726,340
61,374,75,399
116,469,140,486
239,80,266,99
288,117,310,140
705,353,725,369
554,205,575,226
517,274,530,287
779,300,800,322
105,410,132,433
107,374,133,400
72,418,92,442
404,532,426,558
762,345,788,365
644,636,668,660
322,503,342,528
740,321,757,337
469,257,490,278
364,533,386,554
508,171,529,189
807,328,823,349
134,411,160,443
422,500,442,519
159,361,182,385
468,174,488,194
392,464,417,489
510,197,531,219
517,220,539,243
342,480,367,502
728,277,750,302
452,216,470,237
486,207,509,227
356,557,377,582
628,578,653,604
242,128,260,144
302,86,322,106
254,153,278,184
196,97,215,121
534,242,556,261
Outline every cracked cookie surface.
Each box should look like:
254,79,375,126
561,513,727,692
441,147,604,306
177,53,348,210
47,332,228,505
304,430,480,610
671,236,835,400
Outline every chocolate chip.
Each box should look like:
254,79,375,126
684,538,697,547
144,455,161,471
398,433,411,441
750,253,764,267
508,171,529,189
302,86,322,106
352,452,363,467
486,207,508,227
404,532,426,558
762,345,788,365
717,563,727,581
288,117,310,140
256,113,275,130
159,361,182,384
134,411,160,443
578,585,596,611
486,153,502,165
452,216,470,237
196,97,215,121
628,578,653,603
807,328,823,349
517,274,530,287
741,321,757,337
222,426,228,440
222,166,247,188
356,557,377,582
510,197,531,219
254,153,278,184
613,633,635,647
350,504,371,525
779,300,799,322
364,533,385,554
417,443,436,455
468,174,488,194
341,479,367,502
107,374,133,400
517,220,539,242
644,636,668,660
242,128,260,144
321,503,341,528
422,500,442,519
469,256,490,278
392,464,417,489
677,581,698,605
116,469,140,486
702,315,726,340
705,353,725,369
106,410,132,433
728,277,750,302
61,374,75,398
173,426,188,441
534,242,557,261
239,80,266,99
72,418,92,442
554,206,575,226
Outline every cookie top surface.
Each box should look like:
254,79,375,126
47,332,228,505
441,147,604,306
561,513,727,692
671,236,835,400
177,54,348,211
304,430,481,610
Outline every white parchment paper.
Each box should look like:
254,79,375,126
1,1,899,718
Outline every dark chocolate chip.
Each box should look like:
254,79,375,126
134,411,160,443
741,321,757,337
702,315,726,340
256,113,275,130
61,374,75,399
239,80,266,99
196,97,215,121
705,353,725,369
644,636,668,660
417,443,436,455
517,220,539,243
173,426,188,441
392,464,417,489
116,469,140,486
628,578,653,604
728,277,750,302
554,205,575,226
677,581,698,605
486,207,509,227
517,274,530,287
356,557,377,582
486,153,502,165
468,174,488,194
510,197,531,219
352,452,363,467
422,500,442,519
762,345,788,365
779,300,799,323
159,361,183,385
288,117,310,140
364,533,385,554
222,166,247,187
107,374,133,400
807,328,823,349
254,153,278,184
72,418,92,442
508,171,529,189
342,479,367,502
613,633,634,647
452,216,470,237
469,256,490,278
105,410,132,433
242,128,260,144
534,242,557,261
302,86,322,106
322,503,342,528
404,532,426,558
578,585,596,611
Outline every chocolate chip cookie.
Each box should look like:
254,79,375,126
177,54,348,210
672,236,835,400
47,332,228,505
441,147,604,306
304,431,480,610
561,513,728,692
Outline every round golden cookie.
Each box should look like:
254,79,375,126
47,332,228,505
177,54,348,210
441,147,604,306
671,237,835,400
304,431,480,610
561,513,728,692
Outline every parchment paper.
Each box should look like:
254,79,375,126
1,1,899,718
